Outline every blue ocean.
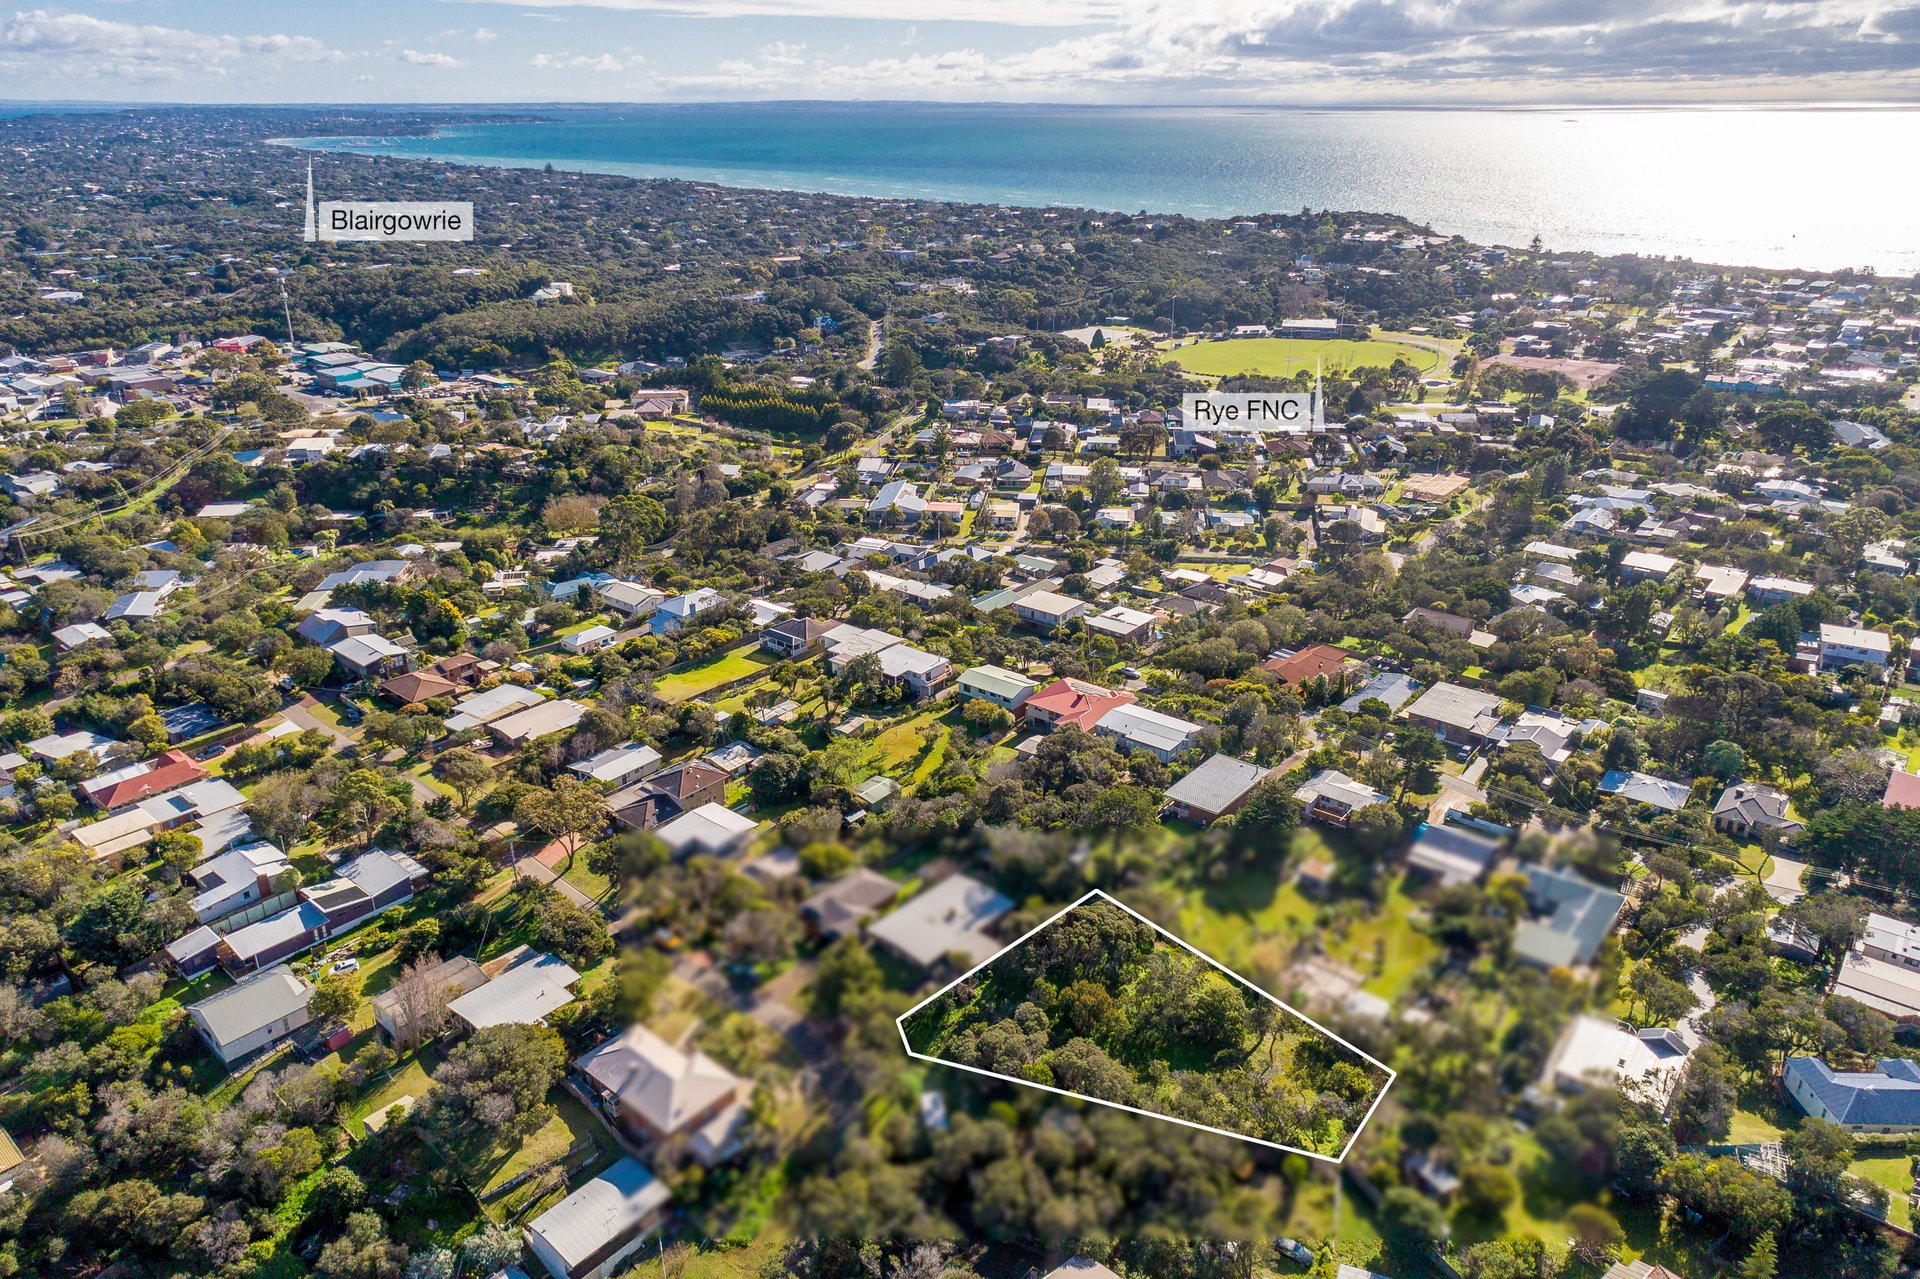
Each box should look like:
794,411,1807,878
287,102,1919,273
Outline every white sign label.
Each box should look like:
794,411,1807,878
1182,391,1326,432
316,201,473,242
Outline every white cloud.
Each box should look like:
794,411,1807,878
653,0,1920,102
529,50,646,71
472,27,500,42
457,0,1123,25
0,9,342,82
400,48,464,66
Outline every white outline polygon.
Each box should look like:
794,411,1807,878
895,888,1396,1163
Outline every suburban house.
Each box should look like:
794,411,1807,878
799,868,900,939
443,683,546,733
1263,643,1354,687
1023,679,1136,732
1818,623,1892,671
187,965,313,1066
1295,769,1389,828
575,1024,748,1162
1092,703,1204,763
297,607,377,649
186,842,293,924
1404,682,1506,747
372,955,487,1042
760,616,838,659
1514,865,1626,969
652,587,728,634
1082,605,1157,645
1406,823,1502,888
328,633,410,680
562,625,618,655
523,1157,673,1279
958,664,1039,711
1599,769,1693,813
570,743,664,788
1162,753,1271,825
867,873,1013,970
80,749,207,811
210,851,429,976
1785,1056,1920,1133
1711,782,1802,840
446,951,580,1034
1011,589,1091,631
653,803,758,857
487,699,588,748
1833,912,1920,1024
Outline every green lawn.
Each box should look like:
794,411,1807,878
653,646,775,703
1850,1153,1916,1231
1162,336,1450,380
1177,835,1439,1005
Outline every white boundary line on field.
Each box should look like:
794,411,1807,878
894,887,1396,1164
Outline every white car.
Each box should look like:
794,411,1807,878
329,957,360,975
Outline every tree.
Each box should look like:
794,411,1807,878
810,937,882,1018
1087,456,1124,507
1671,1043,1739,1144
1348,802,1404,857
315,1210,405,1279
515,777,610,873
308,973,359,1023
304,1166,367,1229
333,768,405,848
434,748,493,812
1703,738,1748,779
246,771,326,848
385,955,455,1051
1737,1232,1777,1279
1754,401,1828,454
1379,1186,1447,1244
1628,963,1697,1026
1228,779,1303,858
1781,892,1867,964
427,1023,568,1139
463,1223,524,1272
1456,1162,1519,1219
534,893,612,969
1567,1203,1624,1265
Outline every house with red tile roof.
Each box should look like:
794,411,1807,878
81,749,208,812
1263,643,1354,687
1022,678,1137,733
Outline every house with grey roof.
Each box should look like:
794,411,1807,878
867,873,1013,970
187,965,312,1065
1712,781,1802,840
1599,769,1692,813
1163,753,1271,825
524,1156,673,1279
1341,671,1420,714
1514,865,1625,968
1785,1056,1920,1132
1295,768,1389,829
1404,681,1505,747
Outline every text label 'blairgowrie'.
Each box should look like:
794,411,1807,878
315,202,474,242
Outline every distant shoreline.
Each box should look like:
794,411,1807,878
264,104,1920,274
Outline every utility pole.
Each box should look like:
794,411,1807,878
279,276,297,349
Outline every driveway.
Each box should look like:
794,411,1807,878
1763,852,1809,904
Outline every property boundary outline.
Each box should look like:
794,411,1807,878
894,887,1397,1163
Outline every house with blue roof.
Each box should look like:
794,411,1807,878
1785,1056,1920,1132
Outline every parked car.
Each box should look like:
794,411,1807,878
1273,1238,1313,1266
328,957,360,975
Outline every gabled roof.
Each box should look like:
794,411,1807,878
1786,1056,1920,1127
578,1025,742,1133
1263,643,1352,686
1025,678,1135,730
1164,753,1270,815
189,964,311,1044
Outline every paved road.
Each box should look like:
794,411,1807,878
280,698,352,747
858,314,885,371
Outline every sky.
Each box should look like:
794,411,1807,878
0,0,1916,106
